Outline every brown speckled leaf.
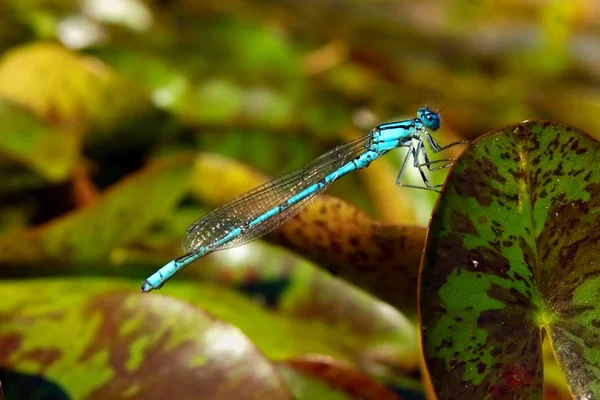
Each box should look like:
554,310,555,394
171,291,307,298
270,196,425,318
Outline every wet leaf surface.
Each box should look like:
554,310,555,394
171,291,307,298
421,120,600,399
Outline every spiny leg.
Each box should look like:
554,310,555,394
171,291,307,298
419,131,470,172
424,130,469,154
413,140,444,190
416,139,457,171
419,158,457,171
395,141,442,192
397,133,469,192
395,142,413,186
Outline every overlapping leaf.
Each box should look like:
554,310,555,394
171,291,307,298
421,120,600,399
149,268,417,374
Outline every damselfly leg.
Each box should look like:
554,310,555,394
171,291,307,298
396,136,469,192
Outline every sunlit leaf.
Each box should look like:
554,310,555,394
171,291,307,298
421,120,600,398
0,278,416,399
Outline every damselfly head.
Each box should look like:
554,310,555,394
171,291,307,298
418,107,441,131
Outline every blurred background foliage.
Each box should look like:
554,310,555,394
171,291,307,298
0,0,598,399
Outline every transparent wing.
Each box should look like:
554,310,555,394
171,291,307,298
182,133,372,253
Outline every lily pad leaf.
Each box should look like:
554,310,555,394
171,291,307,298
154,278,413,372
420,120,600,399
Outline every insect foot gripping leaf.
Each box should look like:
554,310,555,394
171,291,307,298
420,120,600,400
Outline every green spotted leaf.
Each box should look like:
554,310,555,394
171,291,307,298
420,120,600,399
145,270,417,376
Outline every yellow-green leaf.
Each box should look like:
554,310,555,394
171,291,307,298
0,153,194,275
